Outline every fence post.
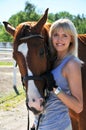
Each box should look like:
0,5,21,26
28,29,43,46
0,45,20,95
13,59,19,95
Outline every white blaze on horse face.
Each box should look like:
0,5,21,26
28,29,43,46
18,43,28,57
27,69,44,112
18,43,44,112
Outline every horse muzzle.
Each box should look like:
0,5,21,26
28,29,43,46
26,98,45,115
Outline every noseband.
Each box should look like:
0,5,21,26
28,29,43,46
23,74,44,82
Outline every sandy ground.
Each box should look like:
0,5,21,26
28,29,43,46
0,52,34,130
0,51,22,95
0,101,34,130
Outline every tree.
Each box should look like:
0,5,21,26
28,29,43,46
55,11,73,21
8,11,27,27
48,13,55,23
24,1,40,21
1,1,86,42
0,26,13,42
24,1,35,14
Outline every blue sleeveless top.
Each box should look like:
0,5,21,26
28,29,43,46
52,55,74,94
37,55,80,130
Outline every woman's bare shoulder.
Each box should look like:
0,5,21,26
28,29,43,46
63,58,81,75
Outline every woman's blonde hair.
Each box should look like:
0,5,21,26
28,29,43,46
49,18,78,57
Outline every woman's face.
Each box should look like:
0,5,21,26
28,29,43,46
52,27,72,54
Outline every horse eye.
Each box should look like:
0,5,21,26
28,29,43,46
39,48,45,57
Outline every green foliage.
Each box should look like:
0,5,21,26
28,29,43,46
24,1,40,21
0,24,13,42
54,11,73,22
1,1,86,42
73,14,86,33
24,1,35,14
8,11,28,27
48,13,55,23
25,11,40,21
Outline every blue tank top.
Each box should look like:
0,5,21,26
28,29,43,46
52,54,74,94
52,54,81,93
37,55,80,130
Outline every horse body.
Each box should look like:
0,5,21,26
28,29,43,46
3,9,86,130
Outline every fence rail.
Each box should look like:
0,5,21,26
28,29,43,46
0,48,13,52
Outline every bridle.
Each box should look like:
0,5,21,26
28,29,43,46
19,34,51,130
20,34,51,87
20,34,44,41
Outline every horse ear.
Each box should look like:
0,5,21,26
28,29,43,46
3,21,16,36
35,8,49,33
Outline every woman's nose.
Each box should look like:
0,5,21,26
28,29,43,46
57,36,63,42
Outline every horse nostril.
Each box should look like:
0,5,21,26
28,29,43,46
40,98,43,102
40,98,44,106
32,99,35,102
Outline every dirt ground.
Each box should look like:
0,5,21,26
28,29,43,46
0,52,34,130
0,52,22,95
0,101,34,130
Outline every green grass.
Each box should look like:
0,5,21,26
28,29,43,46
0,61,25,110
0,87,25,111
0,61,13,66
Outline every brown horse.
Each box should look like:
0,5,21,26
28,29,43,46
69,34,86,130
3,9,86,130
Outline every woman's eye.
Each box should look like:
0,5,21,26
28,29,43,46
63,34,68,37
53,33,58,37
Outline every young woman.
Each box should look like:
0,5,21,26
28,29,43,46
33,19,83,130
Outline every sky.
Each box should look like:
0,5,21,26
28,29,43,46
0,0,86,23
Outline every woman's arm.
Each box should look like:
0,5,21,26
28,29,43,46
53,59,83,113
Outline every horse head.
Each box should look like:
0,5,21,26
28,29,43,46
3,8,51,115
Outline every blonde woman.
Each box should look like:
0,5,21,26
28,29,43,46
33,19,83,130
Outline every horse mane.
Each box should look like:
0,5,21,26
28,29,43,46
78,34,86,45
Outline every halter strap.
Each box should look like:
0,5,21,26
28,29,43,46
20,34,44,40
23,74,44,82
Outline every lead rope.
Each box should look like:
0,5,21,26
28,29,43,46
36,114,42,130
35,89,50,130
27,110,29,130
